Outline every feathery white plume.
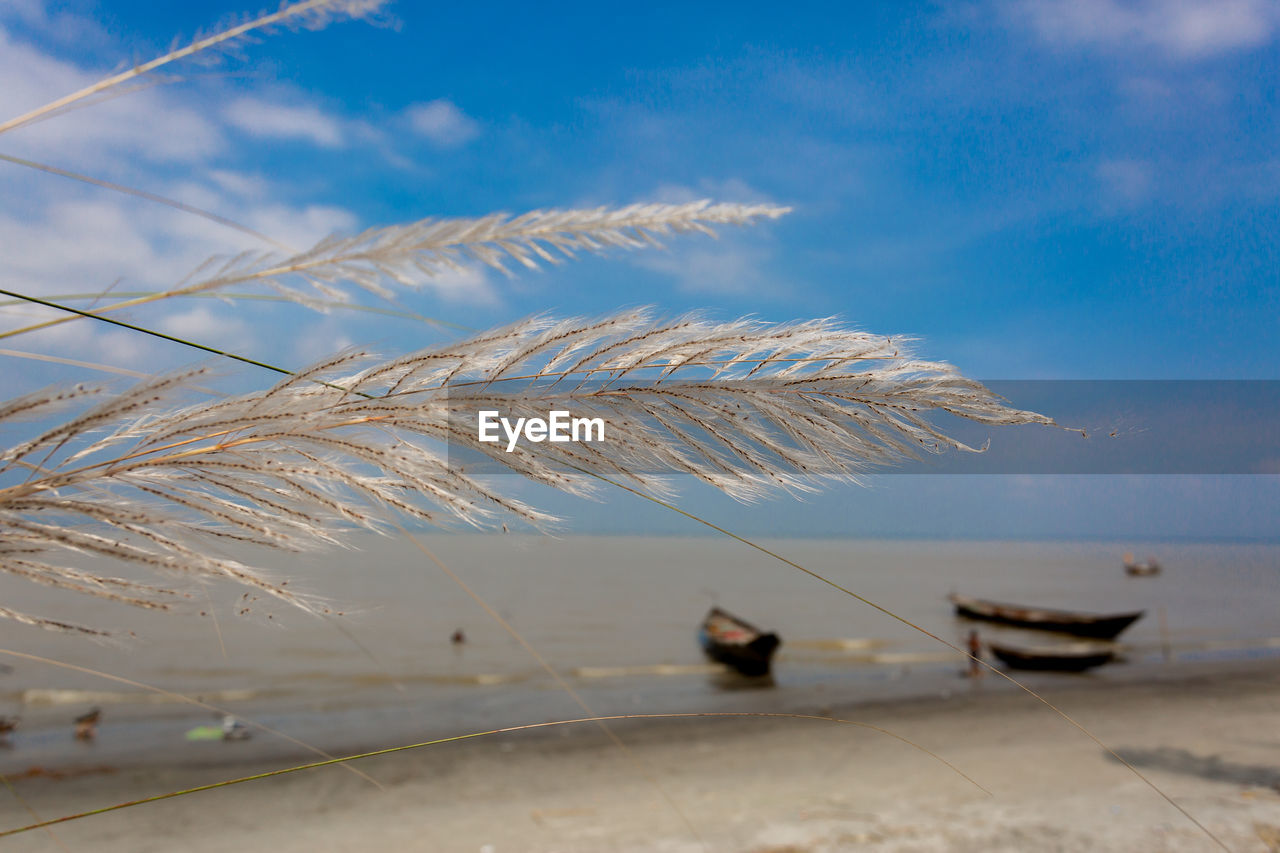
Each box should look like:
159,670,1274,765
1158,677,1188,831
176,201,794,303
0,311,1052,635
0,202,792,341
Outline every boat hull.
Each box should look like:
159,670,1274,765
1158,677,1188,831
699,607,780,677
988,641,1115,672
950,594,1142,640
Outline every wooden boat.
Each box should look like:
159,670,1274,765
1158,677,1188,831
949,593,1143,639
1123,553,1161,576
698,607,780,677
987,640,1116,672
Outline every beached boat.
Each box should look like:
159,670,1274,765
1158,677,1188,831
698,607,780,677
949,593,1143,639
1123,553,1161,576
987,640,1116,672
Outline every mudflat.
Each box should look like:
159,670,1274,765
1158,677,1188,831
4,658,1280,852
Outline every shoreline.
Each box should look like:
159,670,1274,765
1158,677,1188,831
4,657,1280,851
4,535,1273,776
7,651,1279,777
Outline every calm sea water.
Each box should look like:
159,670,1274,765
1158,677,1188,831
2,534,1278,770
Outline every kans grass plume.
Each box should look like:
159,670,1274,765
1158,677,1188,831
0,311,1054,635
0,202,792,339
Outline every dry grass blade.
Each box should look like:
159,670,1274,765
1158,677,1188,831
0,0,389,137
0,349,151,380
0,606,110,637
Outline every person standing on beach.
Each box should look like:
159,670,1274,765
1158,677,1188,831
967,630,983,678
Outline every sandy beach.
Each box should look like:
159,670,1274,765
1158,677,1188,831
3,658,1278,852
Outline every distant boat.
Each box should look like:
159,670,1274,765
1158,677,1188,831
698,607,780,677
987,640,1116,672
949,593,1143,640
1123,552,1162,577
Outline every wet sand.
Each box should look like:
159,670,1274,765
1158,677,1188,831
4,658,1280,852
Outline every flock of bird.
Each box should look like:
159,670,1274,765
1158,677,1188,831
0,629,471,747
0,707,101,744
0,708,250,743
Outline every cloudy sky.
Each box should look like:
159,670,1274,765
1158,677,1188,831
0,0,1275,539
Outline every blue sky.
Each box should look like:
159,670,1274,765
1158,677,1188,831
0,0,1276,539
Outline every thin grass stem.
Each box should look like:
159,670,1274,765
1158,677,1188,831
402,525,705,846
0,648,384,790
0,0,383,137
0,153,289,249
0,288,293,376
0,711,985,838
0,772,68,851
0,349,151,379
0,292,472,332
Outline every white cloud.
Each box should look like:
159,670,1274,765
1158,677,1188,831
421,265,499,305
635,242,783,297
0,29,225,167
0,197,178,296
206,170,266,201
627,180,789,296
405,99,480,147
649,177,776,206
0,0,46,26
242,204,360,253
224,97,348,148
1095,158,1155,207
160,305,249,350
291,318,356,364
0,0,109,49
94,328,160,367
1009,0,1280,59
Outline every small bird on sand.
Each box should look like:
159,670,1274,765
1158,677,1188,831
450,628,467,645
74,707,101,740
221,715,250,741
0,717,17,740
